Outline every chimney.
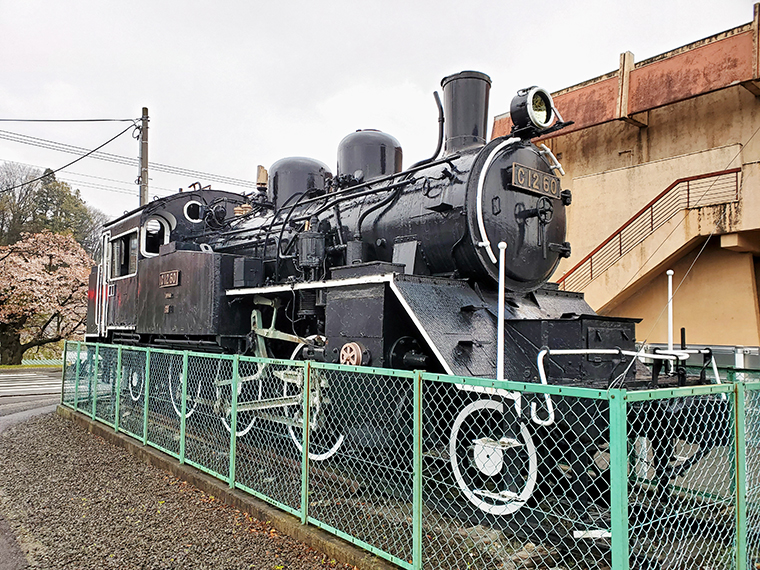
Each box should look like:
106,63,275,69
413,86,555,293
440,71,491,155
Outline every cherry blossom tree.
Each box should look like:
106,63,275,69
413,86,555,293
0,231,93,365
0,163,106,258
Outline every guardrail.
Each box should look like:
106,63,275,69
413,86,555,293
557,168,740,292
61,341,760,570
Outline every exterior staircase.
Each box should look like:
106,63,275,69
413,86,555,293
556,168,741,310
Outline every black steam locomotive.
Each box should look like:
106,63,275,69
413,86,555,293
85,71,726,521
87,71,632,379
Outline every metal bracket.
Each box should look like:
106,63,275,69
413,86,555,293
538,144,566,176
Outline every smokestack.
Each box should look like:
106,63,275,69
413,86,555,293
440,71,491,155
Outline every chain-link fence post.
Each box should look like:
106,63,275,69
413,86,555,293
179,350,189,464
412,371,422,570
609,388,629,570
91,344,99,420
142,348,152,445
300,361,312,525
735,380,747,570
114,346,122,433
74,341,81,410
229,354,239,489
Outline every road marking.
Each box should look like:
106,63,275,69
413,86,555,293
1,386,60,393
0,372,64,396
0,373,44,378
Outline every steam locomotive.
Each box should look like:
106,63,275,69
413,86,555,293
84,71,726,521
87,71,626,378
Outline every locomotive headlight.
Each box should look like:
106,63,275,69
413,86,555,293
510,87,555,133
530,90,550,126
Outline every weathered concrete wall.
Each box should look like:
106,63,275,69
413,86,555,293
583,203,743,310
628,31,754,113
607,242,760,346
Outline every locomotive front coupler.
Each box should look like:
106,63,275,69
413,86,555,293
650,346,688,387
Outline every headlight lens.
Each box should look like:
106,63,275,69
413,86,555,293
527,88,553,129
531,92,549,125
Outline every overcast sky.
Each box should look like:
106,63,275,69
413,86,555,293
0,0,753,218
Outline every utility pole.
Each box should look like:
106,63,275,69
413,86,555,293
139,107,149,207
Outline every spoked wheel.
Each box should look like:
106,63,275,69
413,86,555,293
125,365,145,403
219,395,257,437
449,398,538,516
287,338,345,461
218,344,273,437
168,360,202,419
218,370,258,438
287,390,346,461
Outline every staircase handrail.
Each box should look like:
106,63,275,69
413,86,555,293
557,167,741,291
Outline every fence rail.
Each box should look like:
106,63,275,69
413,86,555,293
557,168,741,292
60,341,760,570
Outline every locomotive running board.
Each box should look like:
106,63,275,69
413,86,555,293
226,273,397,297
227,272,503,379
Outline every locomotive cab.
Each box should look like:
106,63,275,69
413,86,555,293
86,189,249,346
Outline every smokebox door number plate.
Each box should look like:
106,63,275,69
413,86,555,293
159,270,180,288
511,163,560,199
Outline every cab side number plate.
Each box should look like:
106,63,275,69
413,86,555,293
511,163,560,199
159,270,180,288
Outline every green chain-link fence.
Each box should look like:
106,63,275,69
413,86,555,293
60,341,760,570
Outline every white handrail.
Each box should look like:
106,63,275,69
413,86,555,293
533,347,721,427
497,242,507,383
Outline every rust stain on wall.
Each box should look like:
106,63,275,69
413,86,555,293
628,32,754,113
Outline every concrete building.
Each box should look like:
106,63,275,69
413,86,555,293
492,4,760,364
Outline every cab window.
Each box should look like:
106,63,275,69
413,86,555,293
110,231,138,278
141,216,170,257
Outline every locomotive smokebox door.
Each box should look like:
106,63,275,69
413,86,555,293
466,142,567,290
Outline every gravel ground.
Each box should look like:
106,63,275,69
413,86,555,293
0,412,356,570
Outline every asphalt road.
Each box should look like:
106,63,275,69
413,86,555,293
0,368,62,398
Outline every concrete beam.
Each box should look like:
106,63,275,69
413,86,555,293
616,51,635,118
620,115,648,128
741,80,760,97
721,232,760,253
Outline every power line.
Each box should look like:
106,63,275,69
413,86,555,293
0,118,137,123
0,157,195,196
0,124,136,193
58,178,175,197
0,129,257,188
57,178,140,196
63,173,176,194
0,158,177,196
0,130,136,166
